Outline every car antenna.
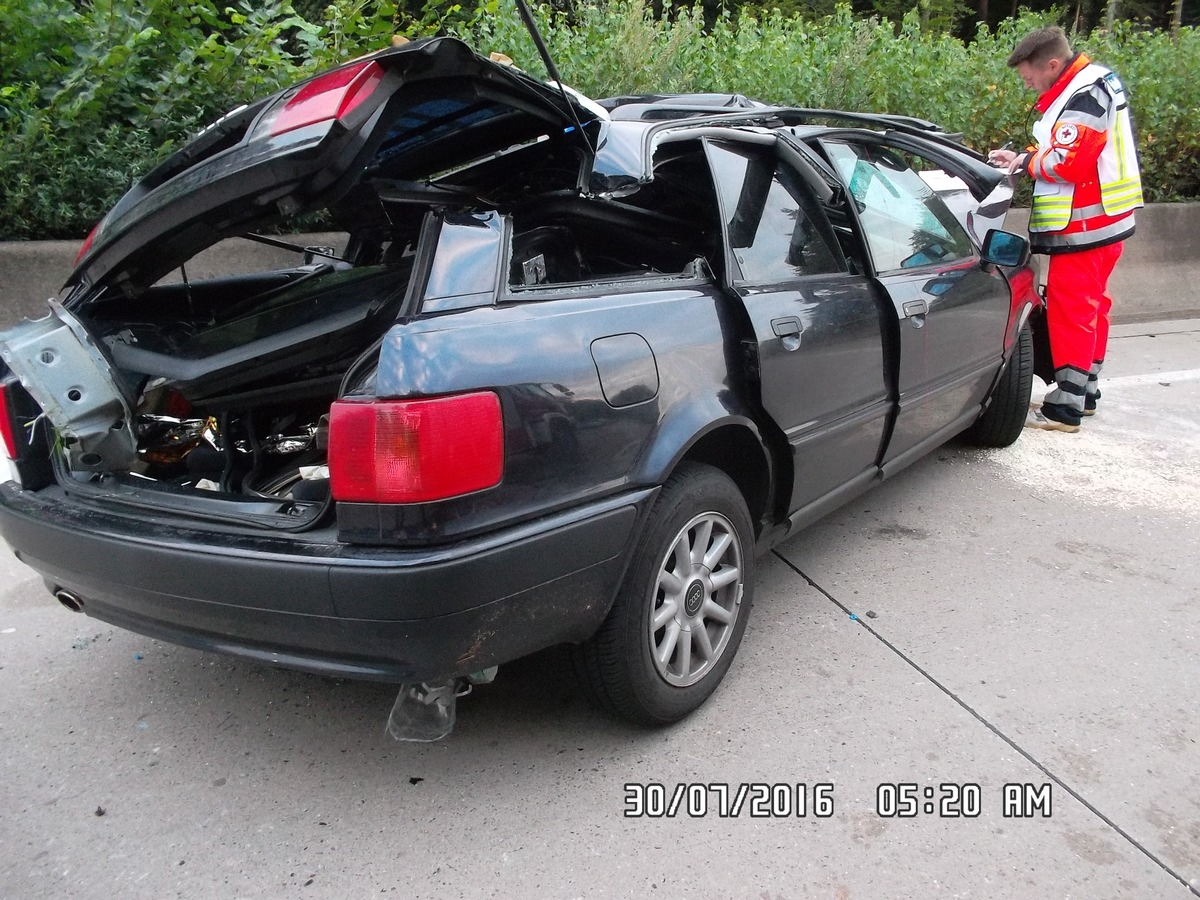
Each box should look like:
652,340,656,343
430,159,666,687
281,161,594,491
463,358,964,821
512,0,594,155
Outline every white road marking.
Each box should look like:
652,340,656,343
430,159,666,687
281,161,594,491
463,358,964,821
1097,368,1200,389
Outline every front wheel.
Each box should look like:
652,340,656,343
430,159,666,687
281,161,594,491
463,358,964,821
571,463,755,725
962,322,1034,448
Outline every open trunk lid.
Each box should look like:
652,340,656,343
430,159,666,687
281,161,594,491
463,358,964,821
68,36,605,297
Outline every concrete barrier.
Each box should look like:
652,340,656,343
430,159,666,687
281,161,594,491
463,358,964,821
0,232,347,326
1,206,1197,327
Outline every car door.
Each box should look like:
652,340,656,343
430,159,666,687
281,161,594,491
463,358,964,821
818,138,1014,468
703,138,891,520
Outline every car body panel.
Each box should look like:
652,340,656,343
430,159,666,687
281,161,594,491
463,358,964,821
877,261,1013,461
701,137,891,513
815,136,1017,463
361,278,748,544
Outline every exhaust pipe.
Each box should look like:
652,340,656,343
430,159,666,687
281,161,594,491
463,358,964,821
54,588,84,613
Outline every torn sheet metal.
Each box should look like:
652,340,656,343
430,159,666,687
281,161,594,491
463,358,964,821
0,300,136,471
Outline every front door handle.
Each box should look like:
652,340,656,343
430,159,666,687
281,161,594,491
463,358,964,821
771,316,803,352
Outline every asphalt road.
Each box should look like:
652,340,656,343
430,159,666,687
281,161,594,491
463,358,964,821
1,319,1197,900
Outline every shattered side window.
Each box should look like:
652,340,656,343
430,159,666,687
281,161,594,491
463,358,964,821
507,143,722,290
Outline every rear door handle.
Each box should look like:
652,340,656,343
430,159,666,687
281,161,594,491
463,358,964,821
771,316,803,351
903,299,928,329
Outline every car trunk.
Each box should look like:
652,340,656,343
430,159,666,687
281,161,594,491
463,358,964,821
0,236,417,530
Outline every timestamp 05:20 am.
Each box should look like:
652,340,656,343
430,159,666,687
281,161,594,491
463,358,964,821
876,782,1053,818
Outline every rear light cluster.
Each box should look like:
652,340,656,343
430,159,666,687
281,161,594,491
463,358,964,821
0,383,19,461
263,60,385,138
328,392,503,503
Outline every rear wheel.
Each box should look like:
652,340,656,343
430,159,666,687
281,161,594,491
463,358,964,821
572,463,754,724
962,322,1034,448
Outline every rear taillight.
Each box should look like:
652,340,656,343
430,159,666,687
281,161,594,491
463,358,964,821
328,392,503,503
264,60,385,138
0,383,19,460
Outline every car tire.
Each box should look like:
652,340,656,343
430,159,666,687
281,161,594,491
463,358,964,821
571,463,754,725
962,322,1034,448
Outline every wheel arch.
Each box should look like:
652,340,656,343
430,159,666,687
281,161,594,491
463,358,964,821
676,427,771,538
635,408,773,540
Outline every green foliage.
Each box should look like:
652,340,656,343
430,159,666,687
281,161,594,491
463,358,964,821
453,3,1197,203
1,0,1196,239
1,0,327,238
310,0,403,66
0,114,158,238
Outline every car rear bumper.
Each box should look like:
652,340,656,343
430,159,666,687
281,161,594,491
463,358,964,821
0,481,653,681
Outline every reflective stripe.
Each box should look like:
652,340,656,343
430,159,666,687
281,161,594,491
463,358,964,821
1033,150,1069,183
1111,110,1133,180
1104,176,1142,192
1046,366,1089,414
1030,217,1135,250
1101,177,1143,214
1097,73,1144,216
1030,195,1072,229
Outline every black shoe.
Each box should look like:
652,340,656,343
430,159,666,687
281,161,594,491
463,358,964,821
1083,389,1101,417
1042,400,1083,426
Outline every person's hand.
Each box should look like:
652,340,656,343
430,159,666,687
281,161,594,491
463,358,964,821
988,148,1018,168
1005,152,1029,176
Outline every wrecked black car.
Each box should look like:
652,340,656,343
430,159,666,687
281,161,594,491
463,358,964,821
0,36,1038,726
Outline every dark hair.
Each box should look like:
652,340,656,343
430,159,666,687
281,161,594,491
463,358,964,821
1007,26,1072,68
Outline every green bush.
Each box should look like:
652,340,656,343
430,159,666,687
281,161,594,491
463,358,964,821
1,0,1196,239
0,0,345,239
453,3,1197,203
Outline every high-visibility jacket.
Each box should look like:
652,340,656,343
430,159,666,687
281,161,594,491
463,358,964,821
1023,53,1143,253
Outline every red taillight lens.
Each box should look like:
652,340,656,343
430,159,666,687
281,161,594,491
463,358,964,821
266,60,385,137
0,384,19,461
328,392,503,503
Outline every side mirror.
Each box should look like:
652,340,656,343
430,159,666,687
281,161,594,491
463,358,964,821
980,229,1030,268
